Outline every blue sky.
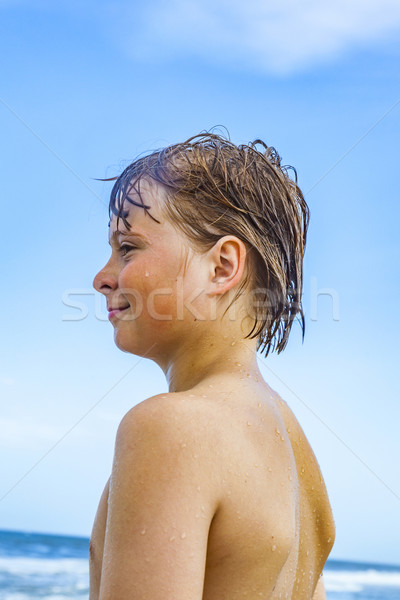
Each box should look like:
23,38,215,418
1,0,399,566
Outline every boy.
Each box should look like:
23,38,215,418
90,133,335,599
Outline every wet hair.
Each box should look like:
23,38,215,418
105,131,310,357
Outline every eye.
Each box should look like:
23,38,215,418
119,244,137,257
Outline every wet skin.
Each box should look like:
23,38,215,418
89,383,335,599
90,183,335,599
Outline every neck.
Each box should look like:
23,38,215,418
162,330,261,393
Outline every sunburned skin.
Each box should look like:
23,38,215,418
90,181,335,599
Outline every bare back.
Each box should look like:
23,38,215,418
90,379,335,599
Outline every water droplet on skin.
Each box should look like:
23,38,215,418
275,428,280,436
288,475,293,481
235,362,242,367
169,536,175,542
306,550,310,556
267,467,273,472
272,544,277,552
247,421,252,426
189,394,195,397
140,529,146,535
202,394,207,398
281,435,285,441
197,486,201,491
208,384,214,388
180,532,186,539
145,272,149,277
181,443,187,448
231,341,236,346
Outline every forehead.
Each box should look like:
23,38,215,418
108,180,167,240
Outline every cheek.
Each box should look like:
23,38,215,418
117,261,179,320
146,289,177,321
118,259,150,292
116,275,141,315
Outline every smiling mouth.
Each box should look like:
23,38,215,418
108,306,130,320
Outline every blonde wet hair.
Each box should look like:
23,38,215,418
106,131,310,357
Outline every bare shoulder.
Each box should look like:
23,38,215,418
99,392,224,599
116,392,220,447
113,392,224,499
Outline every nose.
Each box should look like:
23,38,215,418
93,261,118,296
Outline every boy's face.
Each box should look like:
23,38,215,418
93,181,210,359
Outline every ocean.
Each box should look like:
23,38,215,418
0,529,399,599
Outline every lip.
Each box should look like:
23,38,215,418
108,306,130,320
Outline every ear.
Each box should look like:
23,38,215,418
207,236,247,296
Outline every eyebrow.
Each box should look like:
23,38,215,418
108,229,146,244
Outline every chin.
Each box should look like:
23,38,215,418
113,328,158,359
114,329,137,354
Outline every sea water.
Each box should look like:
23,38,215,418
0,529,399,599
0,530,88,599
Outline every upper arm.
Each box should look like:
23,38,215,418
99,397,221,600
89,478,110,600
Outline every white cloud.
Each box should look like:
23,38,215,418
2,0,399,73
117,0,400,74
